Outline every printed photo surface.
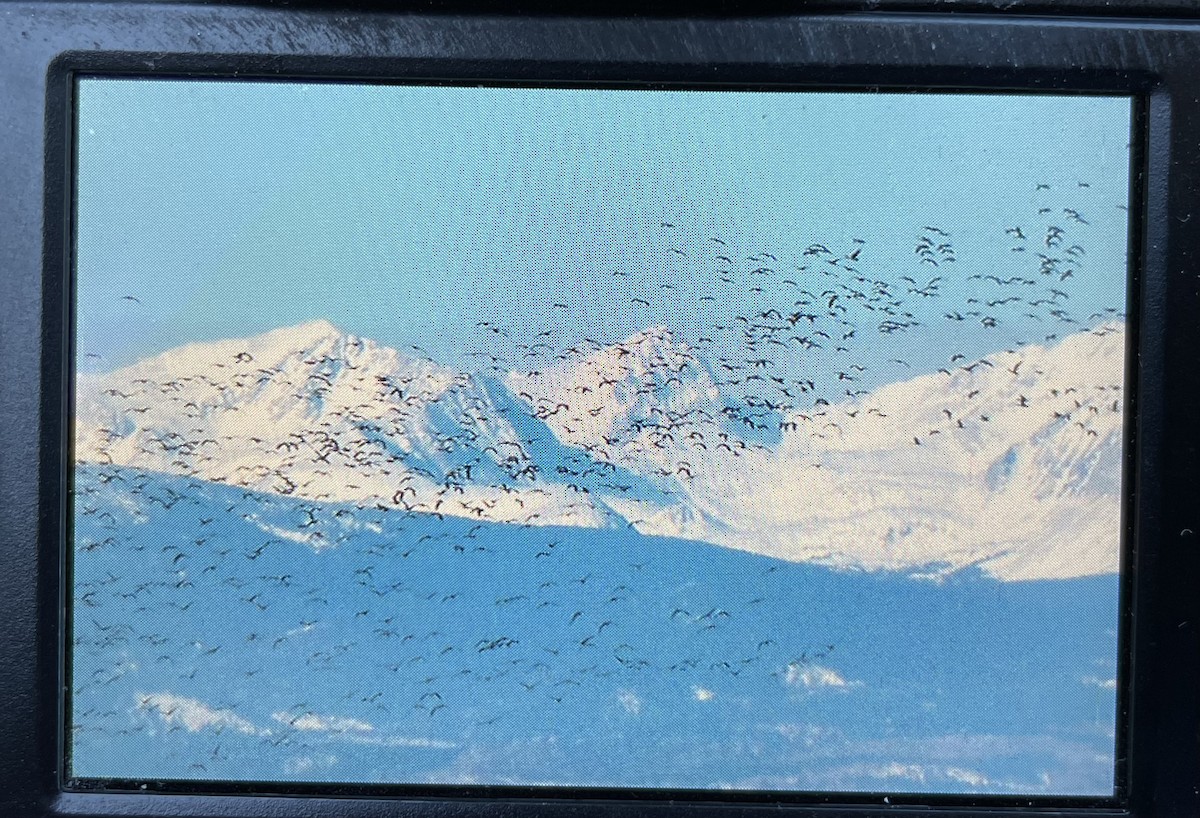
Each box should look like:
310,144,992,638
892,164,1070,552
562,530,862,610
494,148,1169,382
70,80,1131,794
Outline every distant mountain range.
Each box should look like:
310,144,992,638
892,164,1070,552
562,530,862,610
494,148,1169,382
76,319,1126,580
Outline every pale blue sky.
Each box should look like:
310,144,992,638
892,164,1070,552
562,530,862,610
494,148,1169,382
75,79,1132,395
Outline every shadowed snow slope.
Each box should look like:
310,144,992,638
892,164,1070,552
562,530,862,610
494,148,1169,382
71,465,1119,792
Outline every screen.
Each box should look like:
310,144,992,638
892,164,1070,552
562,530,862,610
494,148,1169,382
69,79,1133,796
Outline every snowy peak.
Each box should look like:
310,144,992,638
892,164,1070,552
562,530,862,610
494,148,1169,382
506,326,726,455
593,325,703,379
781,322,1124,459
77,322,531,508
698,321,1127,580
254,318,344,351
77,319,465,439
109,319,355,379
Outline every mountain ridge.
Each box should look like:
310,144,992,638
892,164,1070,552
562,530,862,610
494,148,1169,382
75,319,1126,580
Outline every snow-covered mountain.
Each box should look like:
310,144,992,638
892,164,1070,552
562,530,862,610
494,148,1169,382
676,323,1126,580
506,326,727,454
75,320,626,530
75,320,1127,580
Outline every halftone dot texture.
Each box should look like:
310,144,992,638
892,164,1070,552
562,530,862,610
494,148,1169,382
72,80,1129,794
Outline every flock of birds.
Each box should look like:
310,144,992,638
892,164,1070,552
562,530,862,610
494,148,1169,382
73,460,857,772
71,183,1129,780
79,184,1126,524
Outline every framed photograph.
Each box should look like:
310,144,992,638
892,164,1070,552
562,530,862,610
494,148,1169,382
67,78,1134,796
2,4,1199,818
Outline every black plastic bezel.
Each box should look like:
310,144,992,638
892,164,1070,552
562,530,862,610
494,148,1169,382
2,5,1198,818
